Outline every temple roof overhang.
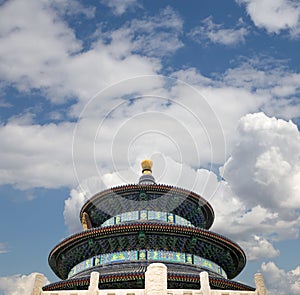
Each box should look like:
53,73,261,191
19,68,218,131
49,222,246,280
80,184,215,229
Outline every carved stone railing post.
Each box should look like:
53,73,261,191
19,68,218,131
254,273,267,295
88,271,99,294
31,273,45,295
145,263,167,295
200,272,211,295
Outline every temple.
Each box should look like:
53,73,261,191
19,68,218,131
31,160,268,295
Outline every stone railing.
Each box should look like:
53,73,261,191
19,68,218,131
32,263,267,295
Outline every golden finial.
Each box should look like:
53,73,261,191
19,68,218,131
141,159,153,174
81,212,91,230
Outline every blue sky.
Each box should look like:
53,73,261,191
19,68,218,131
0,1,300,294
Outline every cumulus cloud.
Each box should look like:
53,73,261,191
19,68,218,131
0,273,49,295
211,112,300,259
239,236,280,260
223,112,300,211
237,0,300,37
261,262,300,295
189,16,248,46
211,184,285,260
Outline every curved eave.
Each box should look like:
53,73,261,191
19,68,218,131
49,222,246,280
80,184,214,229
43,271,254,292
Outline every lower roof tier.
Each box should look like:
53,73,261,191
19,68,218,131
49,222,246,280
80,184,214,229
43,262,255,291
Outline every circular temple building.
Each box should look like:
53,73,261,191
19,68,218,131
44,160,255,291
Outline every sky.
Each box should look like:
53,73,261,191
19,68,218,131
0,0,299,294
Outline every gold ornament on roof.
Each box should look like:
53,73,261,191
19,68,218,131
81,212,91,230
141,159,153,174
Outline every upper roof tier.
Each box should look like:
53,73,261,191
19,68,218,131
80,160,214,229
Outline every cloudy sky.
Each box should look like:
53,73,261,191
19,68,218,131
0,0,299,294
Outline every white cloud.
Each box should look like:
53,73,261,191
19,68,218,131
0,121,75,189
254,146,291,186
261,262,300,295
0,99,11,108
0,3,183,107
101,0,140,16
212,190,299,237
0,75,225,190
1,61,299,193
239,235,280,260
172,57,300,131
100,6,183,58
0,0,80,99
173,68,268,151
0,0,163,103
189,16,248,46
264,97,300,120
64,188,88,233
223,112,300,211
63,176,108,233
237,0,300,37
0,243,8,254
0,2,185,192
210,182,294,260
210,112,300,259
217,58,300,119
1,0,299,195
0,273,49,295
73,80,230,178
221,58,300,93
50,0,96,18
